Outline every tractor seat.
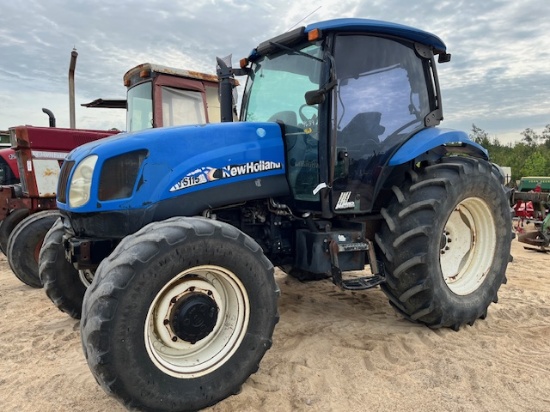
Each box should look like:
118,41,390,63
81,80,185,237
338,112,384,159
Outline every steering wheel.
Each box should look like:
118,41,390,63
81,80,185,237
299,104,318,124
297,104,319,147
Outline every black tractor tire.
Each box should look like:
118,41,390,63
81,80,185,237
375,157,512,330
39,218,86,319
7,210,60,288
0,208,30,255
81,217,280,412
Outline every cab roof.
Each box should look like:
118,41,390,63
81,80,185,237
249,18,447,62
305,18,447,54
123,63,218,84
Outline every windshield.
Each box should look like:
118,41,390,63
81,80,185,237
242,42,323,123
126,81,153,132
242,42,324,203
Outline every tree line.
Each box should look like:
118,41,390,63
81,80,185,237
469,124,550,183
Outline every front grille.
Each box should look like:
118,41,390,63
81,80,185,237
98,150,147,201
57,160,75,203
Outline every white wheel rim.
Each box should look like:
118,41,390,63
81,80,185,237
440,197,496,295
144,265,249,379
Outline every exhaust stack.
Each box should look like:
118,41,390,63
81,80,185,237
69,48,78,128
42,108,56,127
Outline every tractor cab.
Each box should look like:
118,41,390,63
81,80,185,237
123,63,221,132
237,19,450,216
83,63,223,132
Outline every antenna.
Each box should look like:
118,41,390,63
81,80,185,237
286,6,322,32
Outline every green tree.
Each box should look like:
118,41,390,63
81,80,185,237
470,124,490,147
520,150,547,177
466,124,549,181
521,127,540,146
542,124,550,149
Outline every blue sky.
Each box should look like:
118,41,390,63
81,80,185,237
1,0,549,144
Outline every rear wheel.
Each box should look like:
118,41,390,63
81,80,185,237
0,208,30,255
39,218,86,319
81,217,279,411
7,210,59,288
375,157,512,329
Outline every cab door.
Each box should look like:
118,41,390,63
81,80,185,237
330,34,434,213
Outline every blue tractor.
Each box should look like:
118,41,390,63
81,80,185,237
39,18,512,411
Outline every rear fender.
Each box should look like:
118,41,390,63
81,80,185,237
388,128,488,166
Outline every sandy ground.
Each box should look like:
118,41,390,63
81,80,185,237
1,234,550,412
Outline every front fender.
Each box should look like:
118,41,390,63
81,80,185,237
388,128,488,166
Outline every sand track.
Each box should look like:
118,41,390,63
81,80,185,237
1,236,549,411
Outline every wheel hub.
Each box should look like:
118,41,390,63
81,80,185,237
440,198,496,295
145,268,250,378
170,292,219,344
440,230,451,253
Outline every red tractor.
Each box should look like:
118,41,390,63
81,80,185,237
0,109,58,188
2,62,220,288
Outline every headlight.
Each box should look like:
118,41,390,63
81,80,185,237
68,155,98,207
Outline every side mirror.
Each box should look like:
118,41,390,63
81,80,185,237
305,77,337,105
216,57,236,123
438,53,451,63
305,89,325,105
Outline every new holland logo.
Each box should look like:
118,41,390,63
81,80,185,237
170,160,282,192
227,160,282,177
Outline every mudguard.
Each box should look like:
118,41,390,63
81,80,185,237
388,128,488,166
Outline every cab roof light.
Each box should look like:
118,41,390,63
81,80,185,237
308,28,321,41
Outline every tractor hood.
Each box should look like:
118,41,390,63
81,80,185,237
57,122,288,214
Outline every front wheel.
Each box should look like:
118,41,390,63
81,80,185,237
0,208,30,255
375,157,512,329
39,218,86,319
81,217,280,411
7,210,60,288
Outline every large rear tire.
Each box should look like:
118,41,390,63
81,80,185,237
7,210,59,288
81,217,280,411
375,157,512,330
0,208,30,255
39,218,86,319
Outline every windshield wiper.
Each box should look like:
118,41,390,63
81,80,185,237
268,41,324,62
